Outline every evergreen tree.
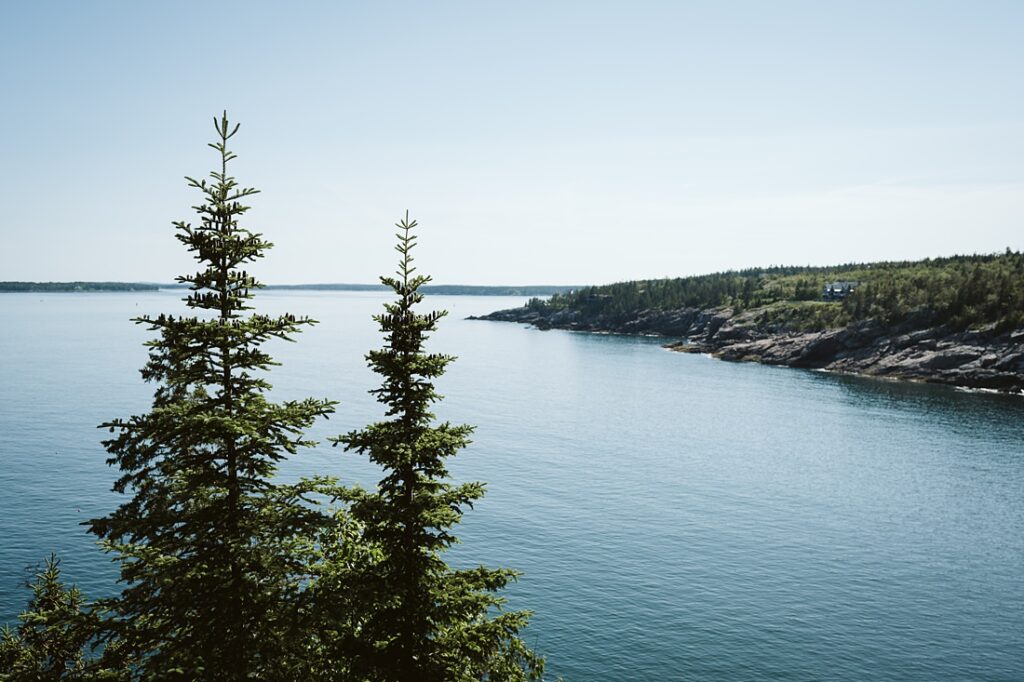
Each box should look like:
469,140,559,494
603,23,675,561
330,212,544,681
0,556,127,680
88,113,335,679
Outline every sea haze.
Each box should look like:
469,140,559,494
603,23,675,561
1,290,1022,680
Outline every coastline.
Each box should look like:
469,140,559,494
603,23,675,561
471,305,1024,394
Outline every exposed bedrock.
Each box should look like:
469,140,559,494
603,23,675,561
471,306,1024,393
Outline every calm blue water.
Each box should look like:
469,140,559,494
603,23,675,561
2,290,1023,680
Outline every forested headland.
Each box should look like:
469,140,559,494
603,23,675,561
476,252,1024,392
514,252,1024,332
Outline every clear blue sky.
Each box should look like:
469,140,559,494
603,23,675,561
2,1,1022,285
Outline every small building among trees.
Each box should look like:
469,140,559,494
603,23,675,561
822,281,859,301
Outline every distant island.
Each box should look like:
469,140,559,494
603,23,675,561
0,281,162,292
0,282,577,296
258,283,579,296
472,251,1024,393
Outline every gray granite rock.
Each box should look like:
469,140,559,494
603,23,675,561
471,304,1024,393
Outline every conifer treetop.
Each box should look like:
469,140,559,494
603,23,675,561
330,212,545,681
89,112,335,680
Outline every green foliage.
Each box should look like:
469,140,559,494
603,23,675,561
5,116,550,681
87,113,336,679
750,301,849,332
0,556,128,681
534,250,1024,332
328,213,545,682
837,251,1024,330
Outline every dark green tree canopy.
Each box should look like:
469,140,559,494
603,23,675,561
3,117,550,682
0,556,127,681
329,212,544,682
88,113,335,680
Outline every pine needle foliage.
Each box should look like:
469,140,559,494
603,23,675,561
88,113,336,679
0,556,127,681
330,213,544,681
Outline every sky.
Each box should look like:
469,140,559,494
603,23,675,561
1,1,1022,286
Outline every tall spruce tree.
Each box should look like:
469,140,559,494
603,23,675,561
330,212,544,681
88,113,335,679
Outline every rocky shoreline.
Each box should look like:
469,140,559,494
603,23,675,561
471,305,1024,393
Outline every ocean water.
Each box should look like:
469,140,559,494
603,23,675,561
1,290,1022,681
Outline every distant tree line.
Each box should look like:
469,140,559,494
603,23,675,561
0,282,161,293
527,251,1024,332
262,284,578,296
1,281,575,297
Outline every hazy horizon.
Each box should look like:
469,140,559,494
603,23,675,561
4,244,1023,289
3,1,1022,285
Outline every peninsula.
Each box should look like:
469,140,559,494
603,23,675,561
472,251,1024,393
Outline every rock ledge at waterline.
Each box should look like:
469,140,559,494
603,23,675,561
471,306,1024,393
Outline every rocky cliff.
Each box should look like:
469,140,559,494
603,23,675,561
471,305,1024,393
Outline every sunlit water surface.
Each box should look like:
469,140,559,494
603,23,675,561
1,291,1022,680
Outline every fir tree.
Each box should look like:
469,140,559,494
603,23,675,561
330,212,544,681
88,113,335,679
0,556,127,680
